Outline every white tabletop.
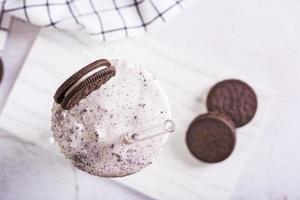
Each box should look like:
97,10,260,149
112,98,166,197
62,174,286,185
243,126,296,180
1,0,300,199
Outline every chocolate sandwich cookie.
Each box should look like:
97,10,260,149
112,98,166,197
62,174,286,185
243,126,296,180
186,113,236,163
54,59,116,110
206,79,257,128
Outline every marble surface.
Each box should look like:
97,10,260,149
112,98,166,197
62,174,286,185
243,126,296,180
0,0,300,199
0,26,272,200
0,129,149,200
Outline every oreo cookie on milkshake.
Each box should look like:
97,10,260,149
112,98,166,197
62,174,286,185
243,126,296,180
51,59,174,177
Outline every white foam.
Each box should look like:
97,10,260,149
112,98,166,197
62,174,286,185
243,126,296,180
51,60,172,177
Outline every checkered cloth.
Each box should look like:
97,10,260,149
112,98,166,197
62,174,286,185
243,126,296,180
0,0,183,50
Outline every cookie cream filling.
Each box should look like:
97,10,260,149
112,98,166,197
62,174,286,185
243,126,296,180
64,65,108,97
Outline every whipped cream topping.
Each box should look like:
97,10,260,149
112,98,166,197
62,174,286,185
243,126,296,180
51,60,172,177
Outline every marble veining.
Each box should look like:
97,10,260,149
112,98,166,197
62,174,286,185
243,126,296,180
0,27,272,200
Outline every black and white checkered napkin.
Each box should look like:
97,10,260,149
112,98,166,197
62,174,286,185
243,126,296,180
0,0,184,51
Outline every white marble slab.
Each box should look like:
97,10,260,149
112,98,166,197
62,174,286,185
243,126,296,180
0,18,40,110
0,26,272,200
0,129,149,200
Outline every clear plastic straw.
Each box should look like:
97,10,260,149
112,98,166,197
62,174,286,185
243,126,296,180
124,119,175,144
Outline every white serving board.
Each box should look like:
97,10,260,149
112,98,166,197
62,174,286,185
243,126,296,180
0,29,271,200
